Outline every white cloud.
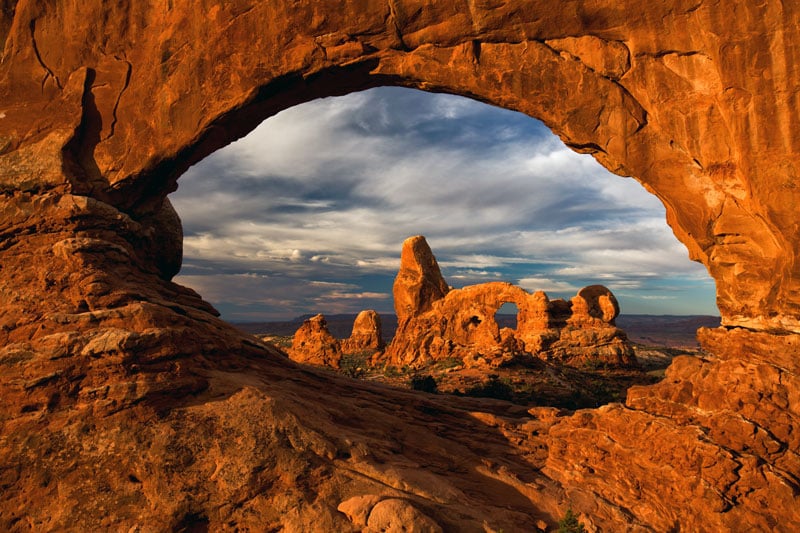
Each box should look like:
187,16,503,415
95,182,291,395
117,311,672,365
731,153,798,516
316,291,390,300
356,257,402,271
309,281,359,289
517,277,580,293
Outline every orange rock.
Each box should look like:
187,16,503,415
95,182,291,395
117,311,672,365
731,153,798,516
385,237,635,368
1,2,800,531
366,498,443,533
288,314,342,368
3,0,800,330
393,236,450,322
342,309,385,353
337,495,384,527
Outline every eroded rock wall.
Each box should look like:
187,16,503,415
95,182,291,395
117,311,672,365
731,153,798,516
3,1,800,329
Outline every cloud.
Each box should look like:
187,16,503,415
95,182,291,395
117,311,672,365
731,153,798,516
517,277,580,293
170,87,718,320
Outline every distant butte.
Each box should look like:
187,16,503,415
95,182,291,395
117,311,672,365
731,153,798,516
1,1,799,530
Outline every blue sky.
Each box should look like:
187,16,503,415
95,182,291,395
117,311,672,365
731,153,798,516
170,87,718,321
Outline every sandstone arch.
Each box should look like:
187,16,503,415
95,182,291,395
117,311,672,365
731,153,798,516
1,2,799,530
3,1,800,330
386,237,635,367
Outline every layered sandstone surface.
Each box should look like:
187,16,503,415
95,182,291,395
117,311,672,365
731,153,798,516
1,1,799,530
386,236,636,368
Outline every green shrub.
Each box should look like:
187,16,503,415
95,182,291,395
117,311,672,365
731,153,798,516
557,508,586,533
464,376,513,401
432,357,463,371
383,365,403,378
339,352,371,379
409,374,438,393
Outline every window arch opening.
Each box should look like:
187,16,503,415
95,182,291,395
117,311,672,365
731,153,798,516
495,302,519,331
169,86,719,409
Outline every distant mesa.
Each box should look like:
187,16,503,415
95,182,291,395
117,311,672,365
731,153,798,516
285,236,635,369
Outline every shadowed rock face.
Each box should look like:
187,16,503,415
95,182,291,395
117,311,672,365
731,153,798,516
386,236,635,367
1,1,800,531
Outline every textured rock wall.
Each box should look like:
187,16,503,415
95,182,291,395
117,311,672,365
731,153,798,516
3,1,800,330
1,1,800,530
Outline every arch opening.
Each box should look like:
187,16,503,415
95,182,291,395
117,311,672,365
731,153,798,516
171,86,717,323
496,302,519,331
169,86,718,408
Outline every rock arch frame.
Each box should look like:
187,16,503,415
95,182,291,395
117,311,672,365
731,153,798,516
1,1,799,530
2,2,798,327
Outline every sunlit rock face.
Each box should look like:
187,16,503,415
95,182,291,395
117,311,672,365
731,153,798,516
3,1,800,330
386,236,636,368
288,314,343,368
342,310,385,354
1,1,800,531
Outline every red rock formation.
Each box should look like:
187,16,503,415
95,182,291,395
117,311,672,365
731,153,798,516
288,314,342,368
543,285,635,365
545,327,800,531
386,237,635,368
1,1,800,530
342,309,385,353
393,236,450,321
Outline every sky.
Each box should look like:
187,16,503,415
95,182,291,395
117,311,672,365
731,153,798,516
170,86,718,322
